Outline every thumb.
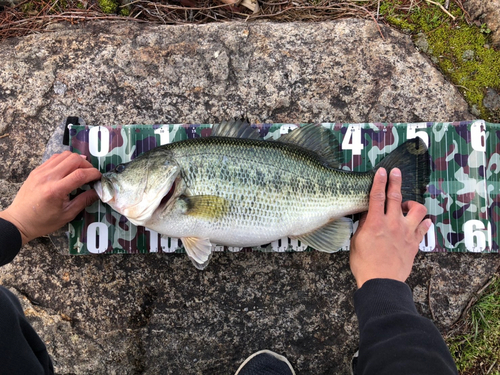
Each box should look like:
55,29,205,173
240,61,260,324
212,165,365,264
416,218,432,241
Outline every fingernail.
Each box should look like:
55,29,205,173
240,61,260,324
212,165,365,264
79,154,87,160
378,168,386,176
392,168,401,177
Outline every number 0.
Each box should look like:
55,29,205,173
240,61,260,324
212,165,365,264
87,222,108,254
89,126,110,157
419,222,436,252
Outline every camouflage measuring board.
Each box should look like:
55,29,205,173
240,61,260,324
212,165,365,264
68,120,499,255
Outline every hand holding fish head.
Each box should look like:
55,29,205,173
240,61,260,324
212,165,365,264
95,149,180,226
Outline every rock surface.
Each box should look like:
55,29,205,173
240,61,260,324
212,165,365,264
0,19,497,374
463,0,500,47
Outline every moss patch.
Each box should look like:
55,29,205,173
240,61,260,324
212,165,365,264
380,0,500,122
98,0,119,14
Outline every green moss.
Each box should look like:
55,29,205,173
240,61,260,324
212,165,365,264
380,0,500,122
98,0,118,14
425,22,500,121
120,6,130,16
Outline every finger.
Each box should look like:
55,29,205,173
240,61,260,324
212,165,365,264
416,218,432,241
38,151,76,169
404,200,428,228
57,168,102,195
366,168,388,220
32,152,69,174
51,152,95,179
386,168,403,216
65,190,99,221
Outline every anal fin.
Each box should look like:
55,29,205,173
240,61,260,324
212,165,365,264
182,237,213,270
293,217,353,253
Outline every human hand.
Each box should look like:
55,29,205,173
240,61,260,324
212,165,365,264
0,152,101,245
349,167,432,289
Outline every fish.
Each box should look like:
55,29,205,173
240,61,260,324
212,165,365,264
94,120,430,269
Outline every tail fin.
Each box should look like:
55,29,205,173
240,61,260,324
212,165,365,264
375,137,430,204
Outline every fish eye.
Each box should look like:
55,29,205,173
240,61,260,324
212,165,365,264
115,164,126,173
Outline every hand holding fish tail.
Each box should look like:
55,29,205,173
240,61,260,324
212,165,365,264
349,167,432,289
0,151,101,245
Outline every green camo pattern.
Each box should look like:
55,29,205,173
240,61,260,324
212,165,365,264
68,121,500,255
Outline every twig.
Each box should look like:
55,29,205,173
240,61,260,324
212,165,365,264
0,133,9,139
486,360,497,374
458,276,497,324
425,0,456,20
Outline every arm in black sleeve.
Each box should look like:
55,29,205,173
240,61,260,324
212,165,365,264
354,278,458,375
0,217,22,266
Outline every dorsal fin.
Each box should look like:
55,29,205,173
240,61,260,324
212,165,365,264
279,124,342,168
211,118,261,139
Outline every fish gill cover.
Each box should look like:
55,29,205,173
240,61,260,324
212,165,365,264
68,121,499,255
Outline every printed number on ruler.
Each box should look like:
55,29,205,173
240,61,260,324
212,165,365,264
419,222,436,252
470,121,486,152
463,220,493,252
154,125,171,146
145,228,179,253
341,124,364,155
271,237,290,252
407,123,429,148
280,124,299,135
87,222,108,254
89,126,110,157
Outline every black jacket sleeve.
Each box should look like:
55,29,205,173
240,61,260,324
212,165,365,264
0,217,22,267
0,217,54,374
354,278,458,375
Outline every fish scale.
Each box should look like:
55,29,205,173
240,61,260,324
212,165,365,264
170,136,371,236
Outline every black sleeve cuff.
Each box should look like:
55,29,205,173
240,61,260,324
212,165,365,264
0,217,22,267
354,278,419,331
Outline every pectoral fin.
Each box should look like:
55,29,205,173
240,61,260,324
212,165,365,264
293,217,353,253
182,237,213,270
181,195,229,220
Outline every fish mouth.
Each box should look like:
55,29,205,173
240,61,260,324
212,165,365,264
154,178,179,215
94,178,114,203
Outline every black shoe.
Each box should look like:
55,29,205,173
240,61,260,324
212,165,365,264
235,350,296,375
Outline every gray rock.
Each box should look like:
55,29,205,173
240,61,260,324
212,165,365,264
483,87,500,111
0,20,491,374
463,0,500,47
414,33,430,53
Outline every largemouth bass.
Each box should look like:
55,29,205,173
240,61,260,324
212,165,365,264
94,120,430,269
